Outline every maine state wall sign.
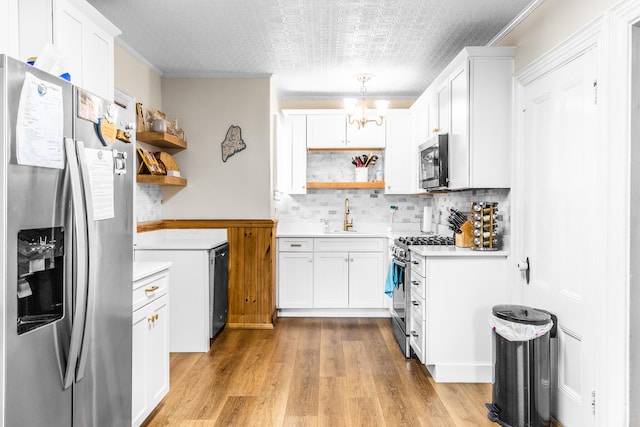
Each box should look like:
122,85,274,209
221,125,246,162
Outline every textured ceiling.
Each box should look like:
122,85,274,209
88,0,534,98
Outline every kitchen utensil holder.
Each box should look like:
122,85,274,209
471,202,499,251
354,167,368,182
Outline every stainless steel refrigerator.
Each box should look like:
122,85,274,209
0,55,133,426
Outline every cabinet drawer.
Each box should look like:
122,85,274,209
409,314,425,363
410,254,427,278
133,271,169,312
279,238,314,252
314,238,384,252
410,296,426,323
410,272,425,299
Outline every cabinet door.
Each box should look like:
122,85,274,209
132,295,169,427
278,252,313,308
436,80,449,134
448,62,470,189
147,296,169,409
307,114,346,148
385,110,416,194
427,91,439,138
348,251,384,308
54,0,84,88
289,115,307,194
346,120,386,148
82,22,113,100
13,0,52,62
313,251,349,307
131,306,150,427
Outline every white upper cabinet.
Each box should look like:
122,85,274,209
346,117,386,148
446,47,514,189
306,114,346,148
277,114,307,194
412,46,515,191
307,111,386,149
7,0,119,100
435,79,449,135
385,109,419,194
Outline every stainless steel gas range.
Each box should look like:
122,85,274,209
390,235,455,358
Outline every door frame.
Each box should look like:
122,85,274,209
512,1,640,424
602,1,640,425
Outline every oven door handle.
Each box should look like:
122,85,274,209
392,257,406,269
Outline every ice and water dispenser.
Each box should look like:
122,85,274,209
17,227,64,334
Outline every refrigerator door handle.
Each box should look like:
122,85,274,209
74,140,97,382
62,137,89,390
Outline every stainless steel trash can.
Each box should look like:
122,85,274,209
486,305,556,427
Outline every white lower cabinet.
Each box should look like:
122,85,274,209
409,253,507,383
132,265,170,427
278,251,314,308
278,237,386,313
348,251,384,308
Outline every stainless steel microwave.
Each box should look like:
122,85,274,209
418,134,449,190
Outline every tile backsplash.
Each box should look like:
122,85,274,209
136,184,162,222
275,150,510,245
275,188,510,238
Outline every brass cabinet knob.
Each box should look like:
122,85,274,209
145,285,160,293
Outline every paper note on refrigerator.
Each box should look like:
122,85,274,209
16,72,65,169
84,148,115,221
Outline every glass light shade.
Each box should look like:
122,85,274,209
343,98,357,115
375,100,390,117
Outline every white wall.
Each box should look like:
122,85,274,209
160,78,272,219
114,44,162,111
498,0,618,71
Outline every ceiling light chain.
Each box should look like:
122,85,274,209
343,74,389,129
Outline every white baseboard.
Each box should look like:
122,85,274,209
426,363,493,383
277,308,391,318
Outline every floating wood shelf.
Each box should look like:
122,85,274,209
306,181,385,189
136,175,187,186
137,132,187,150
307,147,384,152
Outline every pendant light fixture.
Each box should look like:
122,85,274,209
343,74,389,129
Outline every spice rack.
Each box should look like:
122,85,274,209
471,202,498,251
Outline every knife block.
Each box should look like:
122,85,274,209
455,220,474,247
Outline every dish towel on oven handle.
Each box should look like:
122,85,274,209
384,263,404,296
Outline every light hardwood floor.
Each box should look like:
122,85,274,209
142,317,495,426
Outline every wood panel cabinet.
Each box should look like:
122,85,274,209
132,265,170,427
136,220,276,330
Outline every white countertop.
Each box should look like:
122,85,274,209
133,261,173,282
134,229,228,250
277,230,390,238
409,246,509,257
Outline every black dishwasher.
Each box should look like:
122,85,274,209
209,243,229,338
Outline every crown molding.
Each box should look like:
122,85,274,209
114,38,164,76
486,0,545,46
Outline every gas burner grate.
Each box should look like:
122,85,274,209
395,235,455,247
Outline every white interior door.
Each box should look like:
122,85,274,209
518,47,598,426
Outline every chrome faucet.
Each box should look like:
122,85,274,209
344,198,354,231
